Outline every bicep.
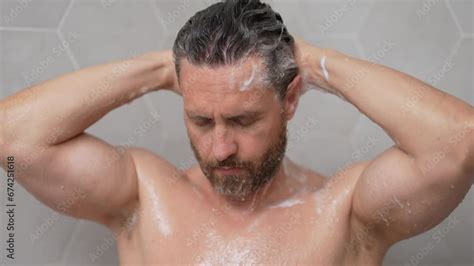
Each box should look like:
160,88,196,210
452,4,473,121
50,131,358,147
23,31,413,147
351,145,471,244
5,133,138,225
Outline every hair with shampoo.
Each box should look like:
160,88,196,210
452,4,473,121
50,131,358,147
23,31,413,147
172,0,298,100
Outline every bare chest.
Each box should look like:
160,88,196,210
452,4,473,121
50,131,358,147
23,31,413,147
115,188,356,265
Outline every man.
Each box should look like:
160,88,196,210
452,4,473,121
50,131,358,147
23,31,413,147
1,0,473,265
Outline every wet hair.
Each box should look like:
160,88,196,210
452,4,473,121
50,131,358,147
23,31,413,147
172,0,298,100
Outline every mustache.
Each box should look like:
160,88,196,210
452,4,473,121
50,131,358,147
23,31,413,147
208,159,249,169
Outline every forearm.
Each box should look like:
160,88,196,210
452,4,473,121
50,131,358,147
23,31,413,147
1,51,173,147
312,49,474,164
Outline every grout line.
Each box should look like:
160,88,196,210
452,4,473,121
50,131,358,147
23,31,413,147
149,0,166,31
355,0,377,34
0,26,56,33
57,30,80,70
148,0,172,50
444,0,465,36
57,0,75,32
445,34,463,64
143,94,160,117
56,219,82,263
353,35,366,59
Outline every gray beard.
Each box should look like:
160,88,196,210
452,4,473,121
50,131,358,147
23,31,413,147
191,118,287,201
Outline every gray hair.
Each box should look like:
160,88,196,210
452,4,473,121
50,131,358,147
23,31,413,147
172,0,298,100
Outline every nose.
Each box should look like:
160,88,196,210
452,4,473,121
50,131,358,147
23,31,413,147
212,126,237,162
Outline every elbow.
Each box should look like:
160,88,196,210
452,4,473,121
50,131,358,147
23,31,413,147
464,123,474,182
455,117,474,181
417,117,474,184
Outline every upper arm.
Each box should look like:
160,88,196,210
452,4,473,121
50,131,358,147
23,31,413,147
1,132,139,226
351,145,472,245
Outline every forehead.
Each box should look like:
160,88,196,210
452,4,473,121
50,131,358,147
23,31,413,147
180,56,276,115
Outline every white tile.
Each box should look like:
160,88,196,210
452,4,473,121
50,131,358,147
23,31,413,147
61,0,166,68
0,31,75,97
436,38,473,105
384,213,465,265
297,89,360,137
359,0,461,81
448,0,474,34
286,128,354,177
60,220,119,265
349,113,394,162
0,185,78,264
272,0,375,37
0,0,70,28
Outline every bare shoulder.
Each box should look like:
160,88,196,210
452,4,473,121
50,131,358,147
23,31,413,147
128,147,190,184
107,147,190,231
333,160,396,256
298,159,371,193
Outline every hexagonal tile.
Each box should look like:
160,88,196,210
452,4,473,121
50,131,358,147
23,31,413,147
0,0,70,28
271,0,375,38
297,89,360,137
153,0,221,49
145,91,193,166
0,184,78,264
86,90,191,167
384,229,453,265
85,95,162,151
305,35,361,58
286,124,354,177
0,30,76,97
359,0,461,80
349,114,394,162
61,0,166,67
59,220,119,265
448,0,473,34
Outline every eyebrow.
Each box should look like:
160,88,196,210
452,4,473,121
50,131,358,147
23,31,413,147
186,111,263,120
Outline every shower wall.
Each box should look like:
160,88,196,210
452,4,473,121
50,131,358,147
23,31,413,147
0,0,472,265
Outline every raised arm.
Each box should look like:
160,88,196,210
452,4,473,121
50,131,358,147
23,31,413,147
294,38,474,245
0,50,178,226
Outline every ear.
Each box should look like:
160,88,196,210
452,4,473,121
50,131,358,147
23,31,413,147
282,74,303,121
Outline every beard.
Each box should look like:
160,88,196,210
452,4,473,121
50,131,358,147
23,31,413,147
190,112,288,201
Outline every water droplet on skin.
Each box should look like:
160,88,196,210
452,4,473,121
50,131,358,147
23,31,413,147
60,185,65,190
407,202,411,207
450,185,455,189
408,210,412,214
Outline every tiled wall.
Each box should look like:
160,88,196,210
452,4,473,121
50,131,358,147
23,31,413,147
0,0,472,265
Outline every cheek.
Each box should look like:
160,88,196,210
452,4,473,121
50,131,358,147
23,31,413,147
188,130,213,158
238,133,268,157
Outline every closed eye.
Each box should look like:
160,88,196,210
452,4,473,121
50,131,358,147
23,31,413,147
192,117,213,127
231,117,255,127
189,115,259,128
